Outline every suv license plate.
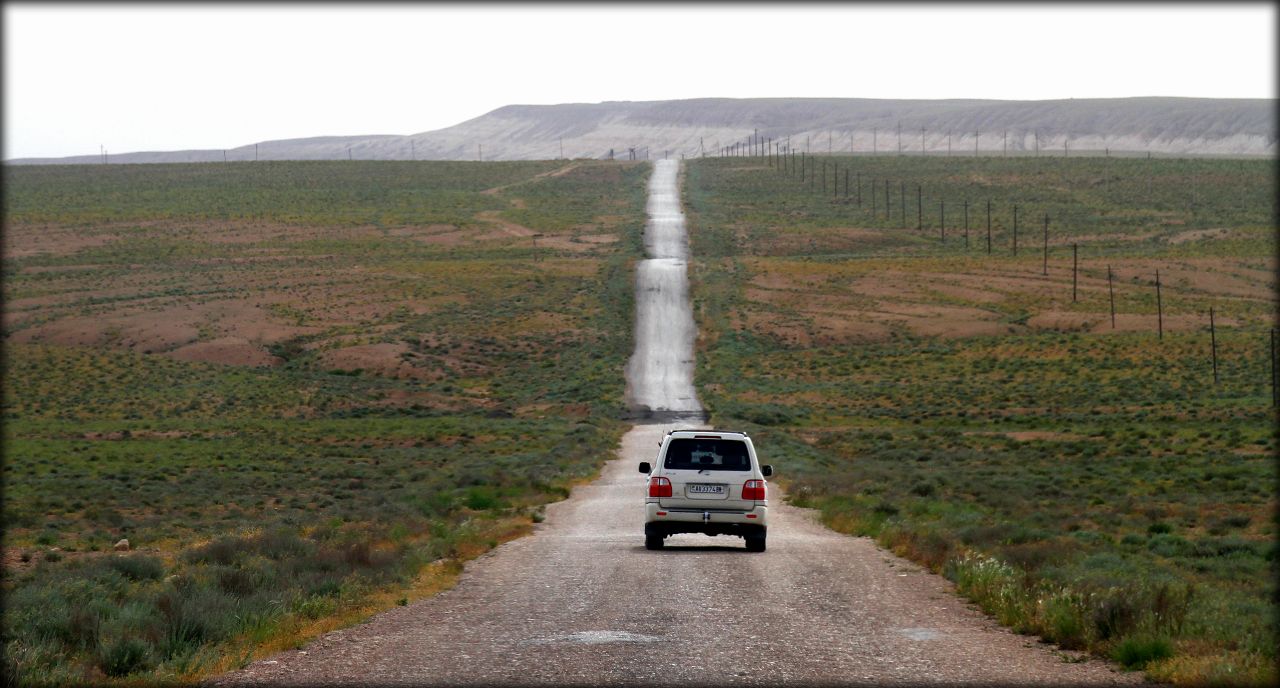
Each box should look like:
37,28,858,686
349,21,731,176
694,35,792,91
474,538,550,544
688,484,725,495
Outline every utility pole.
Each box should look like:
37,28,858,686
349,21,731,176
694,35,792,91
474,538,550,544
920,127,925,156
1002,130,1007,157
255,143,259,161
897,121,902,156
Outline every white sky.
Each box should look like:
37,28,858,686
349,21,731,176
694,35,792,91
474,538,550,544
4,3,1275,159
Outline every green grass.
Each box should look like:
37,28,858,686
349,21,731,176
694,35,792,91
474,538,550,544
2,159,649,683
2,160,566,227
684,155,1277,686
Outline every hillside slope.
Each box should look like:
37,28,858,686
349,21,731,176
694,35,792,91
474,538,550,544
10,97,1275,164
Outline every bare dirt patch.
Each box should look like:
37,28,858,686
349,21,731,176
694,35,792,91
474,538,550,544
169,337,282,367
4,224,122,258
315,343,438,380
1166,227,1233,244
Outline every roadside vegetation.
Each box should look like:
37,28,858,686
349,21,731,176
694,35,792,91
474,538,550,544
2,159,648,683
684,154,1276,686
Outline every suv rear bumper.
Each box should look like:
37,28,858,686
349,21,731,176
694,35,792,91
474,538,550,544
645,502,768,530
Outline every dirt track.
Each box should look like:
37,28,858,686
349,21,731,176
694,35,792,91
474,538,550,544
213,424,1137,686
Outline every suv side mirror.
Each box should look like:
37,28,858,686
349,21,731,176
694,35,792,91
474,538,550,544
761,464,773,477
639,461,651,474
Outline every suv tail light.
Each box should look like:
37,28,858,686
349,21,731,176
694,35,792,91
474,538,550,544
742,479,766,501
648,476,672,498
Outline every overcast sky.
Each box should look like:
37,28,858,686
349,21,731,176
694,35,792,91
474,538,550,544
4,3,1275,159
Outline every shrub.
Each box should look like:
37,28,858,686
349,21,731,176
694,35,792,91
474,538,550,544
293,594,337,620
97,636,153,676
1040,590,1089,650
155,586,239,660
1088,589,1141,641
186,537,242,566
1147,534,1192,558
1111,634,1174,669
909,480,936,497
463,487,502,511
872,500,899,516
107,554,165,581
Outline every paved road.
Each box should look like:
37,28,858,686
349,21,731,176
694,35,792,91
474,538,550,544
214,160,1138,685
625,159,701,417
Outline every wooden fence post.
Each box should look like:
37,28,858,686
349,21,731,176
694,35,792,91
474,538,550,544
917,185,923,230
1042,214,1049,276
1209,307,1218,385
1272,329,1278,408
900,181,906,225
1156,269,1164,340
1013,205,1019,256
1107,265,1116,328
986,200,992,255
884,179,890,220
1072,243,1078,302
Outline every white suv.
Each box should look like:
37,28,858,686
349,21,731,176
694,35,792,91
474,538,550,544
639,430,772,552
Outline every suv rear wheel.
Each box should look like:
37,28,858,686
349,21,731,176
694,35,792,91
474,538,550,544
644,524,664,550
745,529,766,552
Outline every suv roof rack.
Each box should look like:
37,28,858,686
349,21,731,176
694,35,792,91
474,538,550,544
667,429,747,436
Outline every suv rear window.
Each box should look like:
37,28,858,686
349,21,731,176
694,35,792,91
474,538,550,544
663,438,751,471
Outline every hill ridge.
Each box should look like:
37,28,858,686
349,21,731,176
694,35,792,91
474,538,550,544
10,96,1275,164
